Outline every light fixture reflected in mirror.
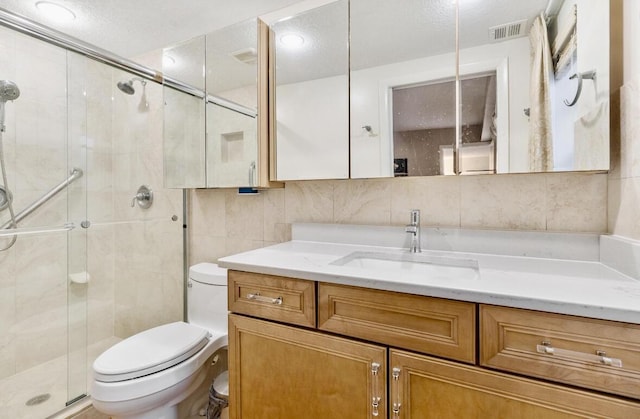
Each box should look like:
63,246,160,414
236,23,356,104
163,54,176,68
279,33,305,48
35,1,76,23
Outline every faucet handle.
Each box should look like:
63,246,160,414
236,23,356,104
410,209,420,225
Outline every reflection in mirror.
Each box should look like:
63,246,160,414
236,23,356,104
459,0,610,174
162,36,205,91
206,103,258,187
392,74,497,177
271,0,349,181
205,19,260,187
163,87,206,188
206,18,258,110
352,0,609,178
350,0,456,178
162,35,207,188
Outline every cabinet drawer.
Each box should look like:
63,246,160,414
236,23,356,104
318,283,476,363
480,304,640,400
228,270,316,327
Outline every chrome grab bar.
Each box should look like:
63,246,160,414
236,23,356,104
1,168,83,229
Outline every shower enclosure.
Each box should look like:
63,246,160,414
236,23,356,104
0,16,184,419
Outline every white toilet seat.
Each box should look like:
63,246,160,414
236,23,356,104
91,323,227,404
93,322,210,382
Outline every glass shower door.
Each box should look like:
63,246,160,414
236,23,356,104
0,28,89,417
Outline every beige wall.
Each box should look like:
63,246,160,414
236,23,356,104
189,172,608,264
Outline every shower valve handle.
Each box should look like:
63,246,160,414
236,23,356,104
131,185,153,209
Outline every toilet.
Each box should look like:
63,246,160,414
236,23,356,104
91,263,228,419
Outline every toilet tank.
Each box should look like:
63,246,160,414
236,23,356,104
188,263,228,334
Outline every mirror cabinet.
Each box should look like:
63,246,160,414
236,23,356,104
163,19,279,189
163,36,207,188
270,0,610,181
163,0,611,188
269,0,350,181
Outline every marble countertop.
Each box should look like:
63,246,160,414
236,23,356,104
218,237,640,324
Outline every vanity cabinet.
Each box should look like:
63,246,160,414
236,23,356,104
480,304,640,400
228,314,387,419
390,350,640,418
227,270,640,418
228,270,316,328
318,283,476,363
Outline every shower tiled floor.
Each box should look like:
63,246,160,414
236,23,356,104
0,337,119,419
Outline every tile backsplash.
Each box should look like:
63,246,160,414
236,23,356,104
189,172,608,264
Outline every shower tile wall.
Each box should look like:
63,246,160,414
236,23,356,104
110,64,183,338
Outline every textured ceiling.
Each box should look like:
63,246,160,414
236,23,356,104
0,0,303,58
0,0,549,86
0,0,549,61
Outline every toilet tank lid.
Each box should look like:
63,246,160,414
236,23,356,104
189,263,227,285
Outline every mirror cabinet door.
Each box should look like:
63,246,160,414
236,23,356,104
271,0,350,181
163,36,206,188
205,19,261,188
458,0,610,174
350,0,457,178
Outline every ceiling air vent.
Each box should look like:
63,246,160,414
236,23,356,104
230,48,257,64
489,19,528,42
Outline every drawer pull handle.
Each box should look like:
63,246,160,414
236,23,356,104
246,293,283,305
371,362,381,417
536,343,623,368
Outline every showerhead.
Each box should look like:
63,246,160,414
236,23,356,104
0,80,19,102
117,77,146,95
117,80,135,95
0,80,19,133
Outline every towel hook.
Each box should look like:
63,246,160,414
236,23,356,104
564,70,596,107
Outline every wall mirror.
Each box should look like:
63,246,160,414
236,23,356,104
163,18,275,189
205,18,261,188
459,0,610,174
270,0,350,181
163,36,207,188
350,0,456,178
350,0,610,178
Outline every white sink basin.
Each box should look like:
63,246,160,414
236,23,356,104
330,251,479,281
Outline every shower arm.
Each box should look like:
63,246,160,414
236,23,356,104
0,167,83,229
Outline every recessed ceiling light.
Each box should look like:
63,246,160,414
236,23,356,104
279,33,305,49
35,1,76,23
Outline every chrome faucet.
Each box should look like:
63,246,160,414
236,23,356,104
405,209,421,253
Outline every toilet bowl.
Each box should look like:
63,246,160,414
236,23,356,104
91,263,228,419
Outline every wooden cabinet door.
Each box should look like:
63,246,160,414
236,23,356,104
229,314,387,419
389,349,640,419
